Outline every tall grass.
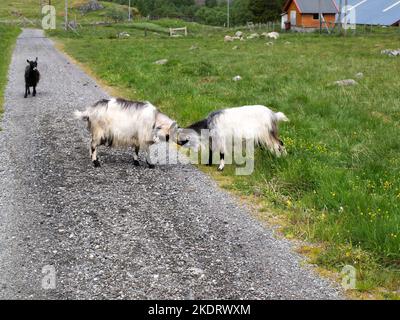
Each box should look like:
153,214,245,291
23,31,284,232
50,25,400,295
0,24,20,115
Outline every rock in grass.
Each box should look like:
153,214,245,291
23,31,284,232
247,33,260,39
235,31,243,38
334,79,357,86
355,72,364,79
232,45,239,50
118,32,130,38
79,0,103,13
155,59,168,65
189,45,198,50
232,75,242,81
266,42,274,46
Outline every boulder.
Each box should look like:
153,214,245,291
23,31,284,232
155,59,168,65
235,31,243,38
79,0,104,13
247,33,260,39
334,79,357,86
355,72,364,79
118,31,130,38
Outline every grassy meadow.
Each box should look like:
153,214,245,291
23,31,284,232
49,24,400,297
0,24,20,114
0,0,135,24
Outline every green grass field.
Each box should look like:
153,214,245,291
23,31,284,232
0,24,20,114
0,0,135,25
49,24,400,297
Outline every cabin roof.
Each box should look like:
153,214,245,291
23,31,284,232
284,0,338,14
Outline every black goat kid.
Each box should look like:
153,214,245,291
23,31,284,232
24,58,40,98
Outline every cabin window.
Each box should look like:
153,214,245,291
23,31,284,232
313,13,320,20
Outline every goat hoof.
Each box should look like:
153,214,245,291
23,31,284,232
24,95,27,98
133,160,140,166
147,164,155,169
93,160,101,167
217,167,224,171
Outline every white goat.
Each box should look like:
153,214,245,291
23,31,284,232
176,105,288,171
74,98,176,168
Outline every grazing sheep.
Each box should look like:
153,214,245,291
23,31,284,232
24,58,40,98
74,98,177,168
262,32,279,40
267,32,279,39
176,105,288,171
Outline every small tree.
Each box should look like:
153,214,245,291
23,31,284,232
195,6,226,26
231,0,254,25
248,0,283,23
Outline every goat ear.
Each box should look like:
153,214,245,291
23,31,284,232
27,60,30,63
35,57,38,62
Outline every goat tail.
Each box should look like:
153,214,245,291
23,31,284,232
73,110,89,121
275,112,289,123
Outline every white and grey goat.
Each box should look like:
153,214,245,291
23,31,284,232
176,105,289,171
74,98,176,168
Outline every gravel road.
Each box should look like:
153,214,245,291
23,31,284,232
0,29,342,299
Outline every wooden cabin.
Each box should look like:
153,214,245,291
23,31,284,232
282,0,338,29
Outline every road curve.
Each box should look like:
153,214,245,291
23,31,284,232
0,29,342,299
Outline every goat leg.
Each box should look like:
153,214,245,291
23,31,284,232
207,137,213,166
218,152,225,171
91,140,101,167
143,145,155,169
133,146,140,166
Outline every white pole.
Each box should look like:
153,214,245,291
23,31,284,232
338,0,342,32
344,0,348,36
227,0,230,28
128,0,131,21
65,0,68,30
319,0,321,33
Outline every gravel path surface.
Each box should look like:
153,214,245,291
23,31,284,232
0,29,342,299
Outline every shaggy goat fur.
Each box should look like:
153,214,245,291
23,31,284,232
74,98,176,168
24,58,40,98
176,105,289,171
